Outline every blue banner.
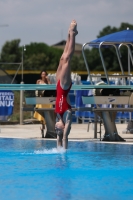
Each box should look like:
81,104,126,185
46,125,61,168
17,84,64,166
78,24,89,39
0,90,14,116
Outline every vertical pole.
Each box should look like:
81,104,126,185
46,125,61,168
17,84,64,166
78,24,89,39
94,113,97,138
20,82,24,124
20,46,24,125
21,46,24,82
128,48,130,85
128,48,132,121
128,48,132,120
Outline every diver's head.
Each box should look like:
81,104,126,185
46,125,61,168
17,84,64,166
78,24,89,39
55,120,65,135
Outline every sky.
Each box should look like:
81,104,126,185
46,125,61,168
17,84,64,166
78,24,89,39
0,0,133,50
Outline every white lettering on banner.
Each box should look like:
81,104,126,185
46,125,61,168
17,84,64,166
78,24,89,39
5,96,14,101
0,101,14,107
0,95,14,101
0,96,5,100
0,92,13,96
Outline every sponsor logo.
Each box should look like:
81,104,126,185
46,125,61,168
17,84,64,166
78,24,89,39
108,98,116,103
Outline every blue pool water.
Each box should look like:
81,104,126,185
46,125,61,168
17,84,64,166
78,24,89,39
0,139,133,200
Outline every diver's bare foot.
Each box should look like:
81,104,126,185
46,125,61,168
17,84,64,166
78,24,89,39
69,20,78,35
70,20,77,31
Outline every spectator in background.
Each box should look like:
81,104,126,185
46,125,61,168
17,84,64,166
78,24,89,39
34,70,52,137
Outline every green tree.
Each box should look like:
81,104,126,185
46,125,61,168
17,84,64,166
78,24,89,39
1,22,133,73
23,42,63,70
0,39,21,70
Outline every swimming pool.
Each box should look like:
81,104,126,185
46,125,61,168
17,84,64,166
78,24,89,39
0,138,133,200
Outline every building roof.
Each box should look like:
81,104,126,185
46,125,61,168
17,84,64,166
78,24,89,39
51,40,82,56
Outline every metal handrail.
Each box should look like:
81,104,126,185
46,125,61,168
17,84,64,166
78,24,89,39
0,84,132,90
82,43,93,84
99,42,109,84
82,41,133,86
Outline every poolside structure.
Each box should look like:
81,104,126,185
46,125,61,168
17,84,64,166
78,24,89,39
0,69,17,84
0,30,133,142
82,29,133,141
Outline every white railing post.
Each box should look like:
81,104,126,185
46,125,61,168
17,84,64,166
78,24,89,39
20,81,24,125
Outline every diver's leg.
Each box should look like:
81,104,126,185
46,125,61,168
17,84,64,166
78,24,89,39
62,110,72,149
56,34,70,83
60,20,78,89
62,138,68,149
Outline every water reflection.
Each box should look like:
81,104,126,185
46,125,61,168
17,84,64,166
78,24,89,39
0,139,133,199
0,139,133,170
0,138,56,152
54,154,71,200
68,141,133,169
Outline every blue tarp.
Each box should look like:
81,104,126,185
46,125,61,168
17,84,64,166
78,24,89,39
90,30,133,47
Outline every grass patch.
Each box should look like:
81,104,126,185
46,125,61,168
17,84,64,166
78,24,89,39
9,91,33,122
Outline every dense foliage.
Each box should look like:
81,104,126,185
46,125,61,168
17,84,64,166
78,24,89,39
0,22,133,72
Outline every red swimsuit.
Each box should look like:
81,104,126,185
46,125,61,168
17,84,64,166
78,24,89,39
55,80,72,117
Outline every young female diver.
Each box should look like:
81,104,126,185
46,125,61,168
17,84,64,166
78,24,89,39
55,20,78,149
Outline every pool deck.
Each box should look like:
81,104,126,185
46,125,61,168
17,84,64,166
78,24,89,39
0,122,133,144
